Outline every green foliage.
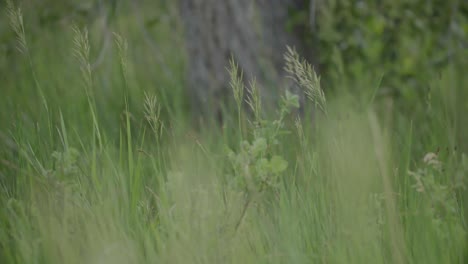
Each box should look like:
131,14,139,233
0,1,467,263
226,63,301,204
225,53,327,230
227,137,288,193
409,151,466,230
52,148,80,177
291,0,468,102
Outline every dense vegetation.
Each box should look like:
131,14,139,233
1,1,467,263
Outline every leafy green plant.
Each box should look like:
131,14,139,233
409,151,466,239
226,79,293,230
226,48,327,231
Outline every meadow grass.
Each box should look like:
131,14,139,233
1,2,467,263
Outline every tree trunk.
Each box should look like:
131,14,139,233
179,0,313,119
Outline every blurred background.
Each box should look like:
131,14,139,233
1,0,467,128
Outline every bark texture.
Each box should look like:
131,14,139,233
180,0,313,118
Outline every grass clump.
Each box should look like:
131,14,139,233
0,1,467,264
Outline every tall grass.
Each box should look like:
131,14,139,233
1,1,467,263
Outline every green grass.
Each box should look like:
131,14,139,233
1,1,467,263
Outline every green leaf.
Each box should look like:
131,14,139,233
283,90,300,110
251,138,267,157
269,155,288,174
255,158,269,176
